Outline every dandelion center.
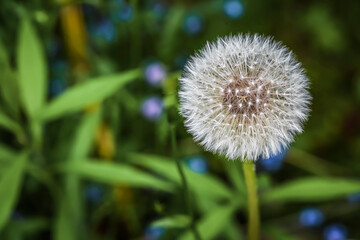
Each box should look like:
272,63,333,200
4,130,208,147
222,76,270,116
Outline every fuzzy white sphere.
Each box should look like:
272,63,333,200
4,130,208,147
179,34,311,160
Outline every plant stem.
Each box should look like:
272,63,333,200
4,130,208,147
171,126,201,240
242,160,260,240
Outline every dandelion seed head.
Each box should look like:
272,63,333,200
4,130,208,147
179,34,311,160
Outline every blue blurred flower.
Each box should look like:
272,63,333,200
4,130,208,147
144,226,165,240
141,97,163,121
324,224,348,240
11,210,23,221
47,40,60,58
113,3,133,22
186,156,208,174
85,184,104,204
223,0,244,19
347,192,360,203
299,207,324,227
95,19,116,42
49,78,66,97
152,2,167,19
183,14,202,35
258,147,287,172
144,62,167,86
50,60,68,78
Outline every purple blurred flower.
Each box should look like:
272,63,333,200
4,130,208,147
141,97,163,121
144,62,167,86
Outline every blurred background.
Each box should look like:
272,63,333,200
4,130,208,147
0,0,360,239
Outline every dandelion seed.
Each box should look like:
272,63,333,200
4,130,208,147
179,34,311,160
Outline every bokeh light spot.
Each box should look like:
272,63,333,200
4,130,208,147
324,224,348,240
183,14,202,35
187,156,208,173
144,62,167,86
299,207,324,227
141,97,163,121
223,0,244,19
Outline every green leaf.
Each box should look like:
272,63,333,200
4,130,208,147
127,153,233,200
0,110,21,134
59,160,174,192
151,215,191,228
159,7,185,60
54,198,76,240
0,39,20,117
262,177,360,203
0,145,16,176
40,69,140,121
0,152,27,232
286,148,348,176
224,161,246,196
69,107,102,159
4,217,49,239
224,221,245,240
17,19,47,119
0,144,15,161
179,203,237,240
64,107,102,239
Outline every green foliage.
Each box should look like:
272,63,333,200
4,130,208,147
54,199,76,240
262,177,360,203
151,215,191,228
40,70,140,121
17,19,47,120
264,225,302,240
179,202,238,240
159,6,185,61
0,152,27,232
0,144,15,161
69,107,102,159
0,110,21,134
127,153,233,200
0,40,19,117
59,160,175,192
64,107,102,239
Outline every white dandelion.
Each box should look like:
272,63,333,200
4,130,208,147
179,34,311,160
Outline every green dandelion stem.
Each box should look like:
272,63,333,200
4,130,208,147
243,160,260,240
